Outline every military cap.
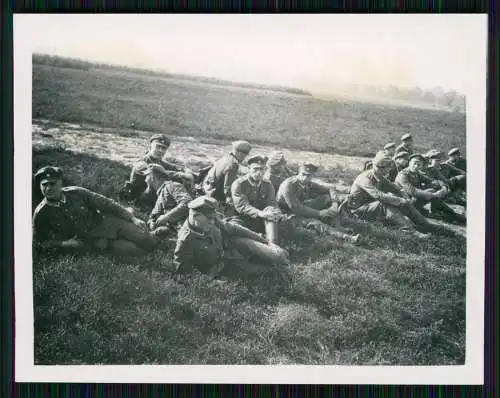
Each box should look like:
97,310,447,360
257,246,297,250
384,142,396,150
448,147,460,156
372,152,394,168
34,166,63,182
247,155,268,167
232,140,252,154
150,134,171,146
299,162,318,174
188,196,218,213
267,151,286,166
393,150,410,160
409,153,425,162
423,149,443,159
401,133,413,141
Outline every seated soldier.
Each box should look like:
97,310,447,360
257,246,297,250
148,179,194,237
347,152,433,238
423,149,466,206
395,133,414,156
277,162,360,244
443,147,466,172
231,155,286,244
203,140,252,209
33,166,156,257
264,151,293,193
125,134,194,208
173,196,290,279
383,142,396,158
395,154,466,224
386,151,410,182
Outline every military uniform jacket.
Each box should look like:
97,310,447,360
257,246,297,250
231,175,276,219
203,154,240,201
174,218,268,272
395,168,435,201
424,165,452,186
148,181,193,227
348,170,406,210
264,167,292,193
130,153,185,186
33,186,134,244
276,176,331,218
387,162,404,182
394,143,413,155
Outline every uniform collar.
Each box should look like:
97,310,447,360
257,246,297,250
187,221,208,237
247,176,262,187
43,192,67,207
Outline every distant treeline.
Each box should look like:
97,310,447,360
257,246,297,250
32,53,313,97
338,82,466,113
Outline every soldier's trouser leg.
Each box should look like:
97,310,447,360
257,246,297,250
399,203,433,230
230,237,289,266
430,198,466,224
303,194,333,210
92,216,156,251
108,240,147,257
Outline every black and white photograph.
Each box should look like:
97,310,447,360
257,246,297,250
15,14,486,384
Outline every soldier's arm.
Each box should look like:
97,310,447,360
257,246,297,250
76,187,136,221
394,173,434,201
223,164,239,199
130,160,148,182
357,176,407,206
310,180,332,196
280,182,322,218
32,211,75,251
161,159,183,172
218,219,268,244
231,181,264,218
153,184,192,227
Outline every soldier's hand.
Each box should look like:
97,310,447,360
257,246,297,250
132,217,147,231
260,206,283,222
225,196,233,206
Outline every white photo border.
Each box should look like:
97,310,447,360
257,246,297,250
14,13,487,384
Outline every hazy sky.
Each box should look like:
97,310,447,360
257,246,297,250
20,14,486,94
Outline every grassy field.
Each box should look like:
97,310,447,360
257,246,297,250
31,65,467,365
33,64,466,157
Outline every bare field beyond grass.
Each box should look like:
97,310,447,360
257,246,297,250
31,65,467,365
33,64,466,157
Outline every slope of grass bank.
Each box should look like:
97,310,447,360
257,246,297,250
32,147,466,365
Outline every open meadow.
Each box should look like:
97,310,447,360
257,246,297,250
31,63,467,365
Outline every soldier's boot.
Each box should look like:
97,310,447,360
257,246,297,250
385,206,422,235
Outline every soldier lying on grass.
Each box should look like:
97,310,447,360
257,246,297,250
443,147,466,172
276,162,360,244
123,134,195,208
33,166,157,257
173,196,290,279
347,152,434,239
395,154,466,225
423,149,466,207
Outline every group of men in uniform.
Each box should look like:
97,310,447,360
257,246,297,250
33,131,467,279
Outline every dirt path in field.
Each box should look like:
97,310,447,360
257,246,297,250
32,119,466,238
32,119,368,183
